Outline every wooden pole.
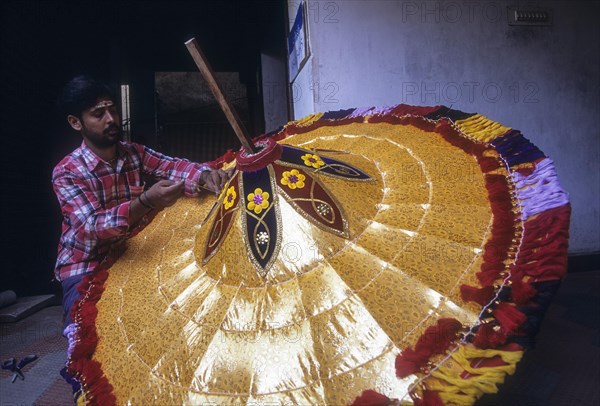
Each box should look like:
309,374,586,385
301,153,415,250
185,38,257,153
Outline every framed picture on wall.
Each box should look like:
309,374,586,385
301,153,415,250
288,1,310,83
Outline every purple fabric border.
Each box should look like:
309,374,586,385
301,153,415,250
511,158,570,219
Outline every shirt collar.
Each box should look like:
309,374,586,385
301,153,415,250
79,141,101,171
79,141,124,171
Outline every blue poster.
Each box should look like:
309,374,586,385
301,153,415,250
288,2,306,82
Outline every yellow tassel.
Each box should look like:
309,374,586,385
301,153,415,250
455,114,511,142
293,112,324,127
425,344,524,404
438,391,477,405
460,345,523,366
76,393,86,406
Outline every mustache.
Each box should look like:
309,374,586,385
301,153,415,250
104,124,121,135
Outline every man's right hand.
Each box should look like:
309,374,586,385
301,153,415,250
145,180,185,209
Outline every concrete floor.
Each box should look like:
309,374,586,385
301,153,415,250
0,304,72,405
1,271,598,405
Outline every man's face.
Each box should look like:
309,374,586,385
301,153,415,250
70,98,122,149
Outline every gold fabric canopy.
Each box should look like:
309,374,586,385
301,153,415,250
68,106,570,406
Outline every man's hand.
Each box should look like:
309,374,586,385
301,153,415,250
145,180,185,209
200,169,234,194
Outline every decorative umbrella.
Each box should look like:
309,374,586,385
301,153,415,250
65,42,570,406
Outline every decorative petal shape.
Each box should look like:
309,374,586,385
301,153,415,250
280,145,373,181
240,165,281,276
202,171,240,264
273,162,348,238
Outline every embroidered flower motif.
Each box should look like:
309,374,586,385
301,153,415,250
281,169,306,190
256,231,269,245
247,188,270,214
223,186,237,210
301,153,325,169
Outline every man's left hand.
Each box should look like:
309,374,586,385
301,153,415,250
200,168,234,194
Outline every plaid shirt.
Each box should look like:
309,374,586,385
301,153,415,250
52,141,212,281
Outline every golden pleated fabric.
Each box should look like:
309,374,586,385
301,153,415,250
93,122,492,404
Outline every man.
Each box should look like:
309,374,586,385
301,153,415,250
53,75,230,328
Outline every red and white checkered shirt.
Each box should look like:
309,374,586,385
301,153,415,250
52,141,212,281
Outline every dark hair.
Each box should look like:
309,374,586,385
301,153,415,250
58,75,116,118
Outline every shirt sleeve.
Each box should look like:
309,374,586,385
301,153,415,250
53,169,132,244
139,144,214,196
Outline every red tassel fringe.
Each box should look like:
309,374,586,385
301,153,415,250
395,318,462,378
67,266,117,406
509,273,537,305
472,323,508,349
432,117,541,359
492,302,527,334
516,205,571,281
389,104,442,117
478,156,502,172
411,389,445,406
351,390,392,406
460,285,495,306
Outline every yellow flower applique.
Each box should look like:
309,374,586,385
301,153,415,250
247,188,270,214
223,186,237,210
280,169,306,190
301,153,325,169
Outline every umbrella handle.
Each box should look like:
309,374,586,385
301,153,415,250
185,38,257,154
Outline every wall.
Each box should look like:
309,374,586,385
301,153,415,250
261,52,290,132
287,0,599,254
